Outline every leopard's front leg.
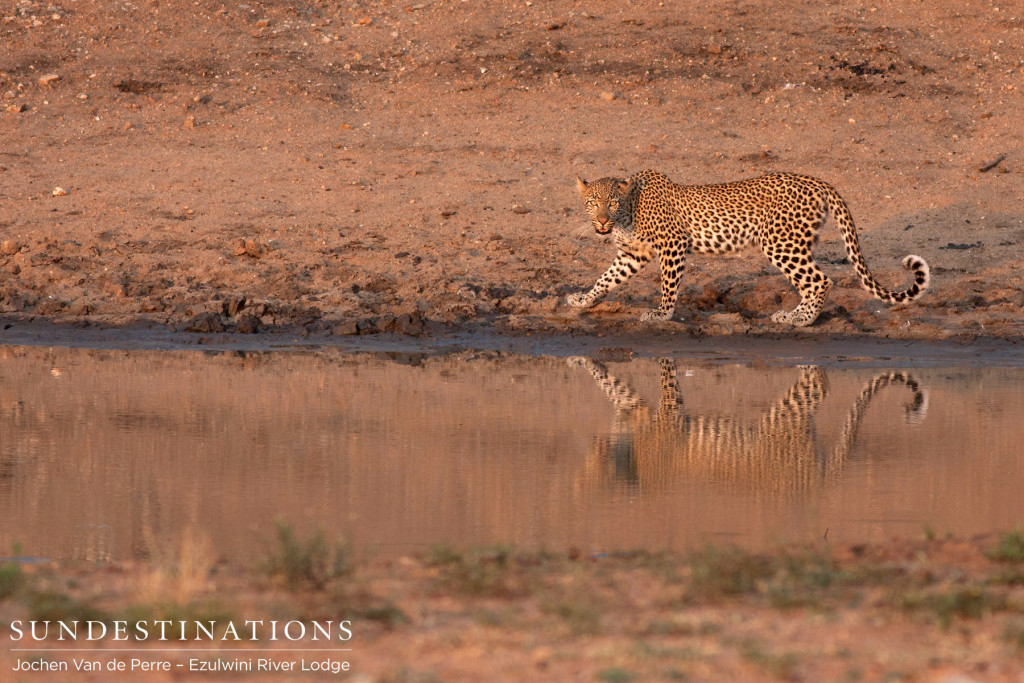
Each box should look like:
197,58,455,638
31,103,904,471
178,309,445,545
640,248,686,322
568,247,652,309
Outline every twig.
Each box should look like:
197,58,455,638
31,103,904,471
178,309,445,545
979,154,1007,173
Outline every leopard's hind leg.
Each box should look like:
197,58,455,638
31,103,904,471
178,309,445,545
761,221,833,327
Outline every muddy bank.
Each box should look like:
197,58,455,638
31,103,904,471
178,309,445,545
1,0,1022,343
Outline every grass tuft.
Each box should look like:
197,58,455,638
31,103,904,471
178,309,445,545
263,521,352,590
986,528,1024,563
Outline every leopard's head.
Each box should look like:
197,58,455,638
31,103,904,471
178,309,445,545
576,176,630,235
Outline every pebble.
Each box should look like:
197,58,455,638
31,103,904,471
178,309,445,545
52,187,68,196
235,315,260,334
0,240,21,256
37,73,59,85
184,312,225,333
332,320,360,336
599,91,616,101
5,103,26,113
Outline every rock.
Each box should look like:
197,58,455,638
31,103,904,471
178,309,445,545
701,312,749,335
0,240,21,256
183,114,196,129
233,239,267,258
226,296,247,316
5,103,27,113
184,312,225,333
511,205,531,214
392,312,424,336
538,296,560,313
332,320,360,336
52,187,68,196
356,319,377,334
599,91,617,101
67,301,92,316
235,314,260,334
37,73,60,85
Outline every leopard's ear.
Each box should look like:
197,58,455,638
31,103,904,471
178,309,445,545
576,176,589,197
617,179,632,194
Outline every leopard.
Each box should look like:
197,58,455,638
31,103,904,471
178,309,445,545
567,357,927,496
568,169,931,326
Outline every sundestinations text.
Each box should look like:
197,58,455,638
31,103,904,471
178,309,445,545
9,619,353,642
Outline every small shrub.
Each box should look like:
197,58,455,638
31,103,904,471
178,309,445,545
900,587,1006,628
987,529,1024,563
1003,618,1024,651
26,590,109,624
0,562,23,601
264,521,351,590
596,668,638,683
688,545,774,597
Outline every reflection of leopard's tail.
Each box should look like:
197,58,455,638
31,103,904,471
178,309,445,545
825,186,930,305
829,372,928,472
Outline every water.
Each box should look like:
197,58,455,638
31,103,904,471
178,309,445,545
1,344,1023,564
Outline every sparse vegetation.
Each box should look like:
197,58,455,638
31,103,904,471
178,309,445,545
0,534,1022,678
0,562,22,601
430,545,531,598
596,667,638,683
263,521,351,590
988,529,1024,563
899,587,1009,629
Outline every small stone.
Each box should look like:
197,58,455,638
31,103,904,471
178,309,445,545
52,187,68,196
332,320,360,336
183,114,196,128
5,103,26,113
232,238,267,258
0,240,21,255
235,314,260,334
226,296,247,316
599,91,616,101
37,73,60,85
67,301,92,316
184,312,225,333
393,312,424,336
511,205,531,214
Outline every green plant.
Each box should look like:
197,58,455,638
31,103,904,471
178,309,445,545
688,545,774,597
596,668,638,683
26,590,109,624
263,521,351,590
987,529,1024,563
0,562,23,601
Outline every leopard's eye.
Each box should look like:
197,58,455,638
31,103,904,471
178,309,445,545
609,200,619,210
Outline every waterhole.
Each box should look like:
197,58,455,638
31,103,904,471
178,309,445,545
1,344,1022,563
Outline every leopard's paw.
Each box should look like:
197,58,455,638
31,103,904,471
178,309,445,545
567,292,593,308
640,309,673,322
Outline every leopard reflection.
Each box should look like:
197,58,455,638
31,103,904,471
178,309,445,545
569,358,927,496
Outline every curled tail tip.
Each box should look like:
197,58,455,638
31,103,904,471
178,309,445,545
902,253,930,291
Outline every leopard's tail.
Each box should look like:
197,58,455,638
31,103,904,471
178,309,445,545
824,186,930,305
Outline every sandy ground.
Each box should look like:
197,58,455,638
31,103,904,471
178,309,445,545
3,1,1024,680
3,535,1024,681
1,0,1022,341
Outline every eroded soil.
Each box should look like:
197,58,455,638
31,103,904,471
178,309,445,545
1,0,1022,341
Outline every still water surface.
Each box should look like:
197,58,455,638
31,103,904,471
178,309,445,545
1,344,1023,563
